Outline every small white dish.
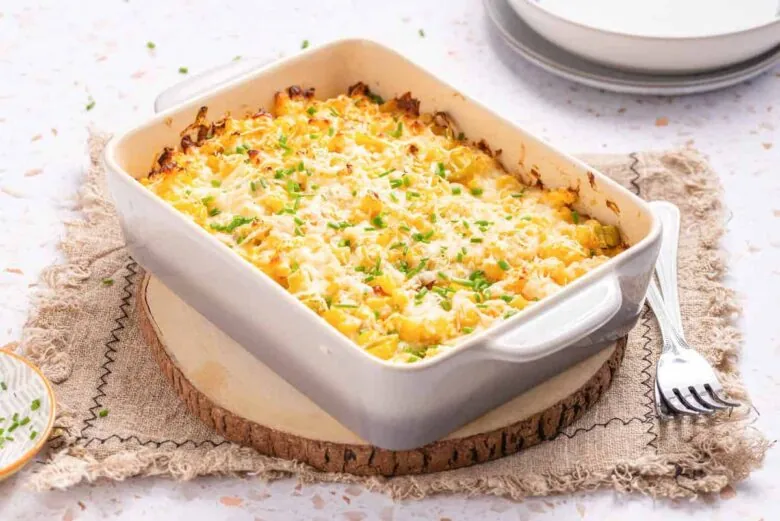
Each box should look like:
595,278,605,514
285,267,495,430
0,351,56,481
485,0,780,95
508,0,780,73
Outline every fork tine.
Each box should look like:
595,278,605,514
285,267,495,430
704,384,741,408
663,390,701,415
673,388,711,414
689,386,729,411
655,379,674,418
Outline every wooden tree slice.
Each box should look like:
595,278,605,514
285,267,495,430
138,274,626,476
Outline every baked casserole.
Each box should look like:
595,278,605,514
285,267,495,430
141,84,625,363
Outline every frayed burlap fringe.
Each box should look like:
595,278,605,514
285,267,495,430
19,132,768,499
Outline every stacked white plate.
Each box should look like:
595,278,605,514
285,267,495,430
485,0,780,94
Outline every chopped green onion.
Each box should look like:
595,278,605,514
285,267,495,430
31,399,41,411
389,121,403,138
378,168,395,178
470,187,483,196
418,28,425,37
462,326,474,334
250,181,257,192
571,209,580,224
333,303,358,309
511,189,527,198
371,215,386,229
210,216,255,233
440,300,452,311
99,409,109,418
436,162,446,178
452,186,462,195
369,93,384,105
457,132,465,141
498,260,510,271
470,237,483,243
29,431,38,440
301,40,310,49
19,417,30,426
85,98,96,111
102,278,114,286
211,179,221,187
146,41,156,49
178,66,188,74
500,295,513,303
328,127,335,136
306,106,317,116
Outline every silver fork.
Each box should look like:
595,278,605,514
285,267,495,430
647,202,740,416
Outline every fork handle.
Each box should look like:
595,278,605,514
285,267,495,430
646,279,684,354
649,202,684,339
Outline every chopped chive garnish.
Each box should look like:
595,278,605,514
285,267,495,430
418,28,425,38
571,209,580,224
306,106,316,116
371,215,386,229
259,178,268,188
470,187,483,196
102,278,114,286
338,239,351,248
369,93,384,105
498,260,510,271
0,382,6,391
437,271,449,280
470,238,483,243
29,431,38,440
85,98,96,111
146,41,156,49
452,186,462,195
178,66,188,74
403,175,410,187
31,399,41,411
511,189,527,198
406,191,420,199
389,178,403,189
436,162,446,179
399,224,411,232
379,168,395,178
500,295,513,303
210,216,255,233
389,122,403,138
208,208,221,216
521,215,532,221
440,300,452,311
334,304,358,309
211,179,221,187
329,108,340,117
457,132,465,141
19,417,30,426
301,40,310,49
250,181,257,192
462,326,474,334
328,127,335,136
293,216,305,226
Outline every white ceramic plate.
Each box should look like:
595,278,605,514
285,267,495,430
0,351,56,481
485,0,780,95
508,0,780,73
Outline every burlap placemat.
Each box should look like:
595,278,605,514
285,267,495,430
17,132,767,498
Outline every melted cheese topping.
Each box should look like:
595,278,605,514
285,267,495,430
141,85,625,363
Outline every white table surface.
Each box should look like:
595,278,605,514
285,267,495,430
1,1,778,519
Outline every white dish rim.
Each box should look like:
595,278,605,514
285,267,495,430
519,0,780,41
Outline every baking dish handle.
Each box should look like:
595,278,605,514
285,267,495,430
154,57,271,113
482,275,622,363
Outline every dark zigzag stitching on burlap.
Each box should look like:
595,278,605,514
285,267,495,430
79,260,139,439
83,434,229,450
629,151,660,451
553,416,654,440
77,258,228,449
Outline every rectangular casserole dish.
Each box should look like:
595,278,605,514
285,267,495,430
104,39,661,450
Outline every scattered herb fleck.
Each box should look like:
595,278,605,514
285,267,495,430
98,409,109,418
418,28,425,38
301,40,310,50
146,41,156,49
85,97,96,111
102,278,114,286
178,66,189,74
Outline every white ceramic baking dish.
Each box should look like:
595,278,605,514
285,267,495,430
104,39,661,450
